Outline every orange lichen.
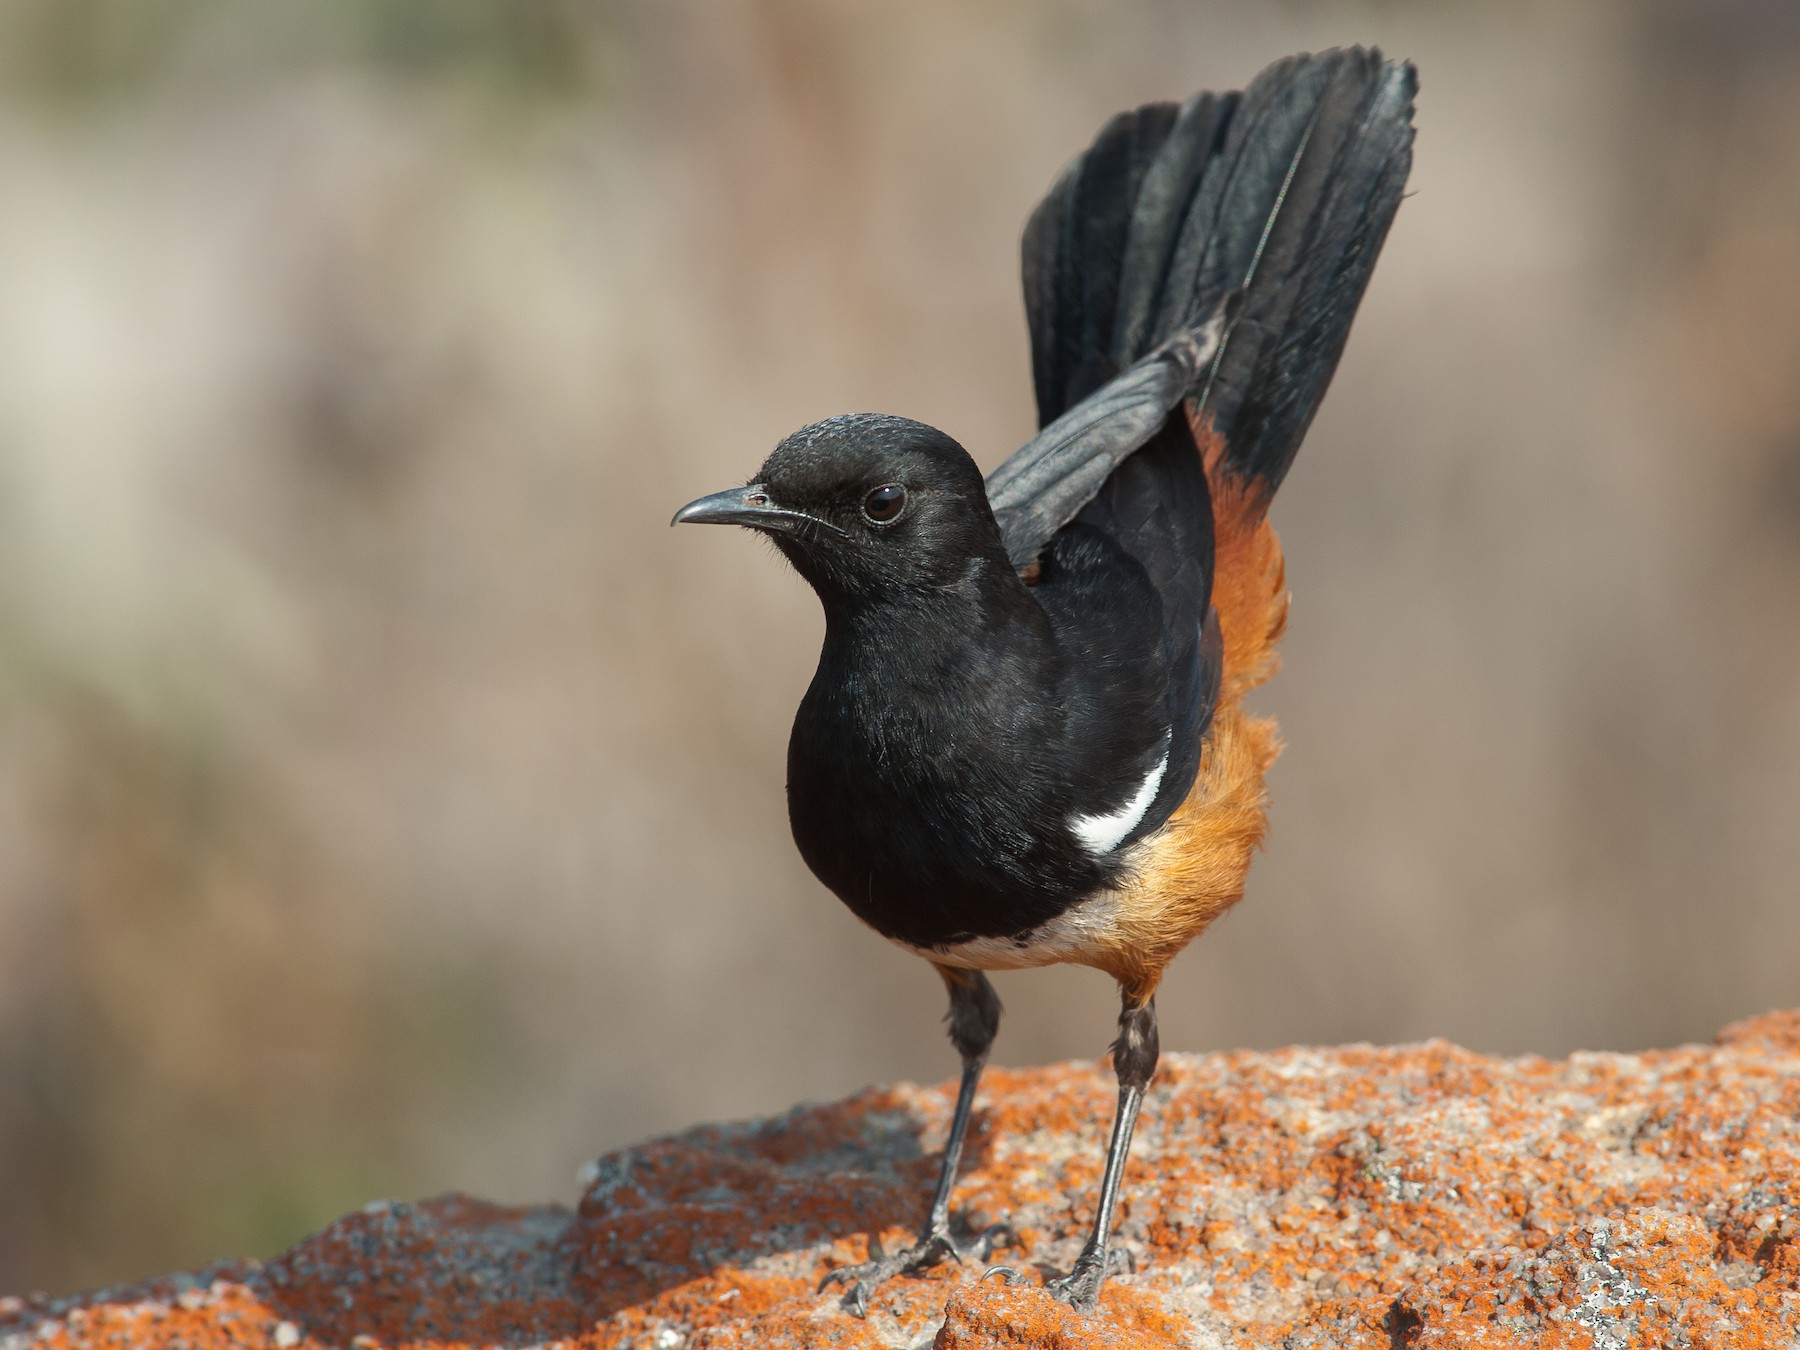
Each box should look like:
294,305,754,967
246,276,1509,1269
935,1279,1190,1349
8,1012,1799,1349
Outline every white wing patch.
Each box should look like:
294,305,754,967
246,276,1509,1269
1069,738,1169,857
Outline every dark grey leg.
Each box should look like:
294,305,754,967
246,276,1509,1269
820,966,1010,1318
1046,992,1159,1310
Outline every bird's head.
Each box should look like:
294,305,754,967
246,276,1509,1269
673,414,1010,606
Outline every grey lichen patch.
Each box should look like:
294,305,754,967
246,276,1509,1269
1569,1219,1651,1350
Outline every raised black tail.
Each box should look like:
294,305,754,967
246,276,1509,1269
1021,47,1416,499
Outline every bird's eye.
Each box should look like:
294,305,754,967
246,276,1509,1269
862,483,907,524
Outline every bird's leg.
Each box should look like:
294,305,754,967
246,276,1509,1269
821,965,1009,1318
1047,991,1158,1311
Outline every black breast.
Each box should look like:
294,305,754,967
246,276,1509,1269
785,533,1182,950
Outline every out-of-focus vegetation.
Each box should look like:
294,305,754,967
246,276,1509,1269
2,0,1798,1297
0,0,609,108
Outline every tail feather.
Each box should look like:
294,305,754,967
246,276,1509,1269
1024,101,1178,423
1193,50,1417,497
1110,91,1238,366
1021,48,1416,501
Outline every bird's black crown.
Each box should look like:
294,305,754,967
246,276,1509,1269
748,415,1011,603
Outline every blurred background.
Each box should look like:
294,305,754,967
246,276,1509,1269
2,0,1799,1299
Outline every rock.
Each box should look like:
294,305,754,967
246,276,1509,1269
5,1013,1798,1348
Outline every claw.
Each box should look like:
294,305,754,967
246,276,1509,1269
1047,1279,1101,1312
973,1222,1014,1261
817,1223,1016,1317
981,1264,1022,1285
1044,1241,1141,1310
1046,1254,1106,1311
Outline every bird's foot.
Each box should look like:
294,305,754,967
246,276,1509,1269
1045,1243,1135,1312
819,1222,1012,1318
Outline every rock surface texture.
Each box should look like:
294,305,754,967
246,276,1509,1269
7,1012,1800,1349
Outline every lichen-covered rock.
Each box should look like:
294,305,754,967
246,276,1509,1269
6,1012,1799,1348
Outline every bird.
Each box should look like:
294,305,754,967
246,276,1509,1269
673,47,1416,1314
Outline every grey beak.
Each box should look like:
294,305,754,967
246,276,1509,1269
671,484,845,536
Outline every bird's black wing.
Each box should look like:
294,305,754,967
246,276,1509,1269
985,318,1228,572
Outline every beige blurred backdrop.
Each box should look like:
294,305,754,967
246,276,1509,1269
2,0,1799,1298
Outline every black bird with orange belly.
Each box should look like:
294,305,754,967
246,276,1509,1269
675,48,1416,1313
